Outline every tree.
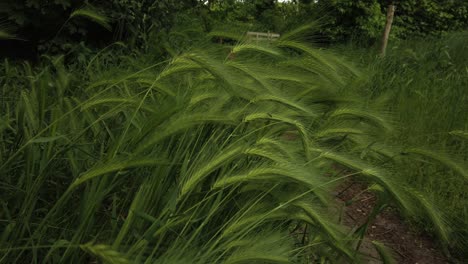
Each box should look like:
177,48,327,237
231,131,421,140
380,1,395,56
314,0,468,44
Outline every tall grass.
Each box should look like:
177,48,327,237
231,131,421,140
344,31,468,257
0,29,463,263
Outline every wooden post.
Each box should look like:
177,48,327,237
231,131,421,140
380,3,395,57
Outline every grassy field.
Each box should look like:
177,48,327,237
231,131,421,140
0,28,466,263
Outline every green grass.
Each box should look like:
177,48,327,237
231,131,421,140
340,31,468,257
0,28,465,263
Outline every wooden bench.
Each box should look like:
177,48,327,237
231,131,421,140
246,31,280,42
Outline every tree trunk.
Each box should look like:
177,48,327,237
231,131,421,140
380,3,396,57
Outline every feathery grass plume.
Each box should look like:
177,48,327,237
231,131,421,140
315,127,366,139
1,23,462,263
279,21,322,42
81,243,130,264
156,56,203,80
318,150,418,213
180,144,245,197
339,31,468,255
251,94,317,117
70,6,111,30
231,43,283,58
208,27,248,43
212,165,324,193
449,130,468,140
329,107,393,133
371,241,396,264
223,232,292,264
0,23,23,40
0,30,16,40
276,41,339,74
70,158,170,187
406,148,467,180
407,187,450,243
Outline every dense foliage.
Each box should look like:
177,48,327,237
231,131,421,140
1,0,467,58
0,27,461,262
315,0,468,42
1,0,467,263
347,32,468,255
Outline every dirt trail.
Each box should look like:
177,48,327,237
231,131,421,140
281,133,450,263
334,181,449,264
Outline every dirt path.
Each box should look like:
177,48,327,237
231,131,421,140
334,181,449,264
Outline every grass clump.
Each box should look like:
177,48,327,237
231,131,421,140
0,28,465,263
343,31,468,257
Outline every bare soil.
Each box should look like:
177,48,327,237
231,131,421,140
334,181,449,264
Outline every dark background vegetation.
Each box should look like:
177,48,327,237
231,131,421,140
1,0,468,60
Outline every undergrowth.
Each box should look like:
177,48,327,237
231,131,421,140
0,27,465,263
339,31,468,258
